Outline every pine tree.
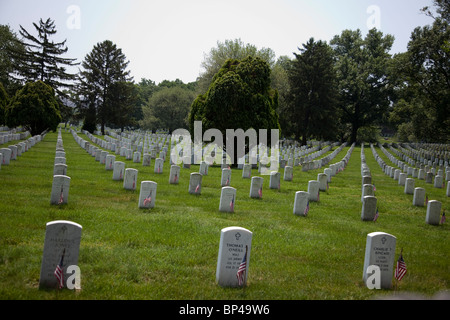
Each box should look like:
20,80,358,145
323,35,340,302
77,40,132,134
14,18,78,95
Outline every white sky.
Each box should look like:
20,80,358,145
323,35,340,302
0,0,435,84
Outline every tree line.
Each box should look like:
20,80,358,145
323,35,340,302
0,0,448,144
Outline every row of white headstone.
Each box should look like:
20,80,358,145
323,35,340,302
360,144,378,221
37,224,402,289
51,129,71,205
0,131,44,169
370,143,446,226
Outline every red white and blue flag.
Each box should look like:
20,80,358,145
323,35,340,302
395,252,407,281
236,247,247,286
230,195,234,212
54,249,65,289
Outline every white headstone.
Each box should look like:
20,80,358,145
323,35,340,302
113,161,125,181
169,165,180,184
413,187,425,206
219,187,237,213
398,173,407,186
317,173,328,191
50,175,70,205
362,175,372,186
249,176,263,199
1,147,12,164
426,200,442,225
53,164,67,176
138,181,157,209
293,191,310,216
307,180,320,202
199,161,209,175
269,171,280,190
324,168,332,182
154,158,163,174
189,172,202,194
362,232,396,289
434,175,443,188
105,154,115,171
242,164,252,179
54,157,66,165
8,145,17,160
39,220,82,289
284,166,293,181
100,151,108,165
221,168,232,187
361,184,374,202
133,151,141,163
123,168,138,190
142,154,151,166
216,226,252,287
404,178,415,194
361,196,377,221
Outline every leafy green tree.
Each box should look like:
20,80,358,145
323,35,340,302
0,82,8,125
330,29,394,143
197,38,275,94
78,40,132,134
189,55,280,165
140,86,195,132
6,80,61,135
270,55,292,138
388,1,449,142
287,38,339,145
14,18,78,96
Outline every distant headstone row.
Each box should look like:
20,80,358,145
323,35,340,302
370,143,447,225
0,130,44,170
51,129,70,205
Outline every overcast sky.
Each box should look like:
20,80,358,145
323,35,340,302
0,0,435,84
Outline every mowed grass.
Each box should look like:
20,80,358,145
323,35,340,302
0,129,448,300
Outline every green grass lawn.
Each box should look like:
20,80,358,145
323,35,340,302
0,128,448,300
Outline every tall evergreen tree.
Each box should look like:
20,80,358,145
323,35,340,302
287,38,339,145
0,24,25,96
78,40,132,134
14,18,78,95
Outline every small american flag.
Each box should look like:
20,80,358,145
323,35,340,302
143,190,152,206
226,177,229,186
230,195,234,212
304,200,309,216
195,184,200,193
395,251,407,281
54,249,65,289
236,246,247,286
258,187,262,199
58,186,64,205
373,208,379,222
441,210,446,224
174,173,178,183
